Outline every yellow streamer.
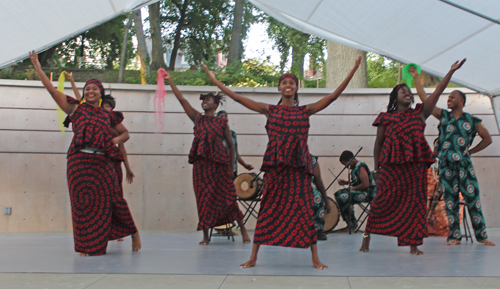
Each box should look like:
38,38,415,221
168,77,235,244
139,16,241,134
56,71,67,135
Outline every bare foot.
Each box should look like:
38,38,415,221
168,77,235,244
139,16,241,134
78,252,89,257
359,234,370,252
312,257,328,270
447,239,461,245
199,239,210,245
132,232,142,252
241,229,251,244
479,239,496,246
116,238,124,242
410,246,423,255
240,258,257,268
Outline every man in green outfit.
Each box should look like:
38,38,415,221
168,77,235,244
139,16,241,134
417,88,495,246
334,150,376,232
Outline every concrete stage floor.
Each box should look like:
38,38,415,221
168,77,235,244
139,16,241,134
0,229,499,288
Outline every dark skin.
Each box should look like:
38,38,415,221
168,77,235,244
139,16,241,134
201,57,361,270
338,158,369,232
163,71,251,245
29,50,141,255
313,161,331,214
361,59,467,255
412,64,495,247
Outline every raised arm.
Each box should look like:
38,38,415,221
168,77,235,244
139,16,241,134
410,66,442,119
201,61,269,116
164,71,200,123
65,72,82,100
419,59,466,120
29,51,77,115
468,122,492,155
306,55,361,115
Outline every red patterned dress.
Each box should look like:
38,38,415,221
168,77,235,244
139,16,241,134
188,115,243,230
366,103,434,246
253,105,317,248
66,97,138,255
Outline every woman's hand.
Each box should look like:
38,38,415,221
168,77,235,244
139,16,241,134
163,70,171,81
324,201,332,214
408,65,419,77
451,58,466,72
338,179,349,186
201,61,216,80
64,72,73,81
243,163,254,170
352,55,362,71
29,51,41,68
126,169,135,184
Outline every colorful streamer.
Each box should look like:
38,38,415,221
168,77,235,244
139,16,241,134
56,71,67,134
402,63,422,87
154,68,168,134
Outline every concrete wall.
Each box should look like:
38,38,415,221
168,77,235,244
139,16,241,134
0,79,498,232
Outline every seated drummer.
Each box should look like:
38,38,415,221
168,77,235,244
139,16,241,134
334,150,376,231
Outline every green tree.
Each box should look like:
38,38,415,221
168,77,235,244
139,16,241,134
366,53,399,88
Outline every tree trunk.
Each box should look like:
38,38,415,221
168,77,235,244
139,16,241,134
118,15,133,83
326,41,368,88
132,9,151,84
227,0,245,67
149,2,167,71
290,32,310,78
168,0,189,71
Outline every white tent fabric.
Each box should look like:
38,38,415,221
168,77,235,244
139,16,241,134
249,0,500,97
0,0,157,68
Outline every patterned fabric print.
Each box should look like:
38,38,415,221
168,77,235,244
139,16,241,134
439,158,488,241
189,115,230,165
311,156,325,230
67,153,137,255
366,163,428,246
222,130,239,176
437,110,488,241
261,105,313,175
254,166,317,248
67,96,123,161
373,103,434,166
253,105,317,248
334,162,376,227
189,115,242,230
66,100,136,255
437,110,481,163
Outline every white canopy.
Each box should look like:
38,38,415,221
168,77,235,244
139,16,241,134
249,0,500,97
0,0,157,68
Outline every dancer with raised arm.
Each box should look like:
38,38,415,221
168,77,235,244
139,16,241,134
163,71,251,245
359,59,466,255
29,51,141,256
202,56,361,269
412,66,495,246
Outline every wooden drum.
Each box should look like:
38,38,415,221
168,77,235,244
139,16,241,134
323,197,340,232
234,173,263,200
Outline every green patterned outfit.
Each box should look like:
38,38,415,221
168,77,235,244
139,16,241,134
311,156,325,230
437,110,489,242
334,162,376,228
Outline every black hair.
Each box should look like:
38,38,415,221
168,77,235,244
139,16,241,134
277,92,299,106
339,150,354,162
101,94,116,109
455,90,466,106
387,84,412,112
200,92,225,106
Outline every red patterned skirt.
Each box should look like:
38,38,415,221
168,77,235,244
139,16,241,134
254,166,317,248
67,152,137,256
192,158,243,230
366,163,428,246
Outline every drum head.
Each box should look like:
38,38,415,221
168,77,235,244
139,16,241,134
324,197,340,232
235,173,259,200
